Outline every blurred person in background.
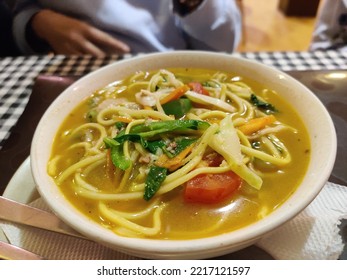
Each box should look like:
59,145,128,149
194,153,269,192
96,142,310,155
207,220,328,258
310,0,347,51
11,0,242,56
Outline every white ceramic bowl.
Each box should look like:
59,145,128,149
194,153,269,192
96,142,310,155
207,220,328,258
31,51,337,259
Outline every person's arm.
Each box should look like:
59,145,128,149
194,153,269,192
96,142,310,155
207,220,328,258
173,0,242,52
30,9,130,56
12,0,44,54
12,1,130,56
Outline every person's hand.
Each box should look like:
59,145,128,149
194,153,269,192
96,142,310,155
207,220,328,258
31,9,130,56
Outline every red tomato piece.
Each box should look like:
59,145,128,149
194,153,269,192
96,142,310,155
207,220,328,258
188,82,210,95
203,153,224,167
184,171,242,204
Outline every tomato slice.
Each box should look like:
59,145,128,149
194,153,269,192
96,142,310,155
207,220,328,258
188,82,210,96
184,171,242,204
203,153,224,167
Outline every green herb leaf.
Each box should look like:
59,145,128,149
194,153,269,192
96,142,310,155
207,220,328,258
144,166,168,201
162,98,192,118
114,134,148,148
146,140,166,154
163,137,197,158
115,122,126,130
110,145,132,170
104,137,120,148
250,94,277,114
103,137,131,170
130,119,210,136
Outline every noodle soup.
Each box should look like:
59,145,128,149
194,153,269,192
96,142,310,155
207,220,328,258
48,68,310,240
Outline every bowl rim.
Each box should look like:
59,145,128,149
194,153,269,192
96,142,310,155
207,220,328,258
30,51,337,257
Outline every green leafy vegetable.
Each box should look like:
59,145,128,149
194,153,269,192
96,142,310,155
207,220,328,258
103,137,131,170
114,134,148,148
110,145,132,170
130,119,210,135
115,121,126,130
104,137,120,148
164,137,197,158
162,98,192,118
146,140,166,154
144,166,168,201
104,120,208,170
146,137,197,158
250,94,277,114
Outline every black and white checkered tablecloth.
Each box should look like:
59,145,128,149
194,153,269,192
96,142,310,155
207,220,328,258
1,50,347,149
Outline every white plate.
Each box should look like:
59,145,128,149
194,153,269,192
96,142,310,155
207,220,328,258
3,157,38,203
0,157,38,243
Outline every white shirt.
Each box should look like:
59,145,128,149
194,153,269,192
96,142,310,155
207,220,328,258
12,0,242,54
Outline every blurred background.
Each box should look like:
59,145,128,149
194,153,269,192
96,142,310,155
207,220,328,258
237,0,321,52
1,0,323,56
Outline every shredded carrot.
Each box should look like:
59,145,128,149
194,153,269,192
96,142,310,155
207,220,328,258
238,115,276,135
155,144,193,171
114,115,132,123
159,85,190,105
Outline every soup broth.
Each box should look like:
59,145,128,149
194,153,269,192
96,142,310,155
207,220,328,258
49,68,310,239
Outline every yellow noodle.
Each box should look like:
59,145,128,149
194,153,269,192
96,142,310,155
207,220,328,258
74,185,143,200
97,107,173,126
99,202,166,236
74,173,99,192
158,165,230,195
56,153,106,184
197,110,228,120
47,155,62,176
225,90,254,120
241,144,291,166
71,123,107,149
82,158,105,176
103,198,160,220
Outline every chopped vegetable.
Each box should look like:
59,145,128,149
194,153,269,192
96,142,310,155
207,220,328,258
164,137,197,158
184,171,241,204
146,139,166,154
103,138,131,170
115,121,126,130
250,94,277,114
104,120,208,169
162,98,192,118
238,115,276,135
114,115,132,123
112,134,148,148
144,166,168,201
155,144,194,171
185,91,236,112
159,85,190,105
110,145,131,171
209,115,263,190
130,119,210,136
188,82,210,95
148,137,196,158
